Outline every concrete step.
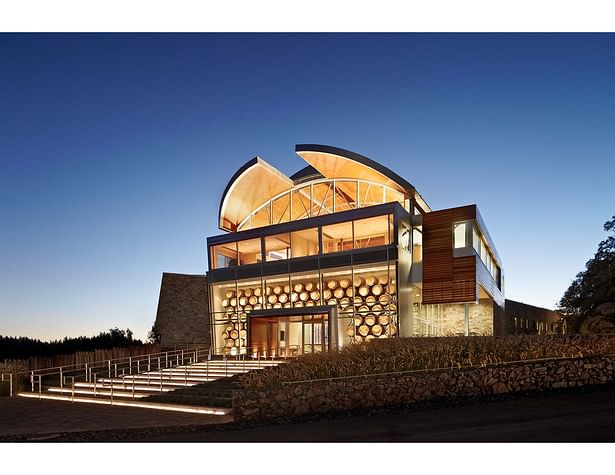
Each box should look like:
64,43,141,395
47,387,154,399
17,392,231,415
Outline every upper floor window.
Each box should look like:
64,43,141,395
453,222,468,248
237,238,261,266
264,233,291,262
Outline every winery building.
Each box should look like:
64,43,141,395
154,144,559,355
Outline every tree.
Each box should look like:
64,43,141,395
147,323,161,344
558,215,615,332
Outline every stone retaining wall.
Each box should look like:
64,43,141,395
233,355,615,420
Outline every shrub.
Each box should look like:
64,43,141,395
239,335,615,389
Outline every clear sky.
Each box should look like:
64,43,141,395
1,33,614,341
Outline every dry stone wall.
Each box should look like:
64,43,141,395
154,273,211,347
233,355,615,420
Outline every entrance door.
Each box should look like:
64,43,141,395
250,312,329,356
302,315,326,353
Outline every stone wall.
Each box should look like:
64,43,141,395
154,273,211,347
233,355,615,420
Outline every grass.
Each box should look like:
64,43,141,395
239,335,615,389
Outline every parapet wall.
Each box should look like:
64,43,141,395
154,273,211,347
233,355,615,420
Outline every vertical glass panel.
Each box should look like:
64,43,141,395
353,214,390,249
473,225,481,256
359,182,384,208
237,238,262,265
401,225,410,252
291,185,311,220
312,182,334,216
412,227,423,264
210,242,237,269
264,233,291,262
384,187,404,207
352,263,394,342
271,192,290,225
251,205,271,229
453,222,468,248
291,227,319,258
334,180,357,213
322,221,353,254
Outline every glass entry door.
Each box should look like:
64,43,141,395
250,312,328,356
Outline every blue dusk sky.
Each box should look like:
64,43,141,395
1,33,614,341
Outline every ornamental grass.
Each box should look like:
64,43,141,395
239,335,615,389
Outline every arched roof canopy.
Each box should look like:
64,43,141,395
295,144,415,195
218,157,294,231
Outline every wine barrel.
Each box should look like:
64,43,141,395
389,283,396,295
306,301,315,307
222,331,230,339
230,297,237,307
234,339,240,347
358,286,370,297
244,288,253,297
225,323,234,332
265,286,272,296
372,304,383,312
294,301,305,308
358,304,369,314
371,324,383,336
389,303,397,311
389,324,398,336
225,339,234,348
365,335,376,341
327,279,338,290
284,284,291,294
358,324,370,337
339,278,351,289
354,316,363,326
346,288,353,297
364,314,376,326
284,302,292,308
354,335,364,344
273,302,282,309
239,312,247,319
353,296,363,305
239,296,247,306
372,284,384,296
353,276,365,287
378,294,389,305
310,290,320,301
258,296,264,304
267,294,278,304
300,291,309,301
366,295,376,305
327,298,337,306
244,304,253,311
305,282,315,292
230,329,239,339
290,292,299,303
346,326,355,337
333,288,345,299
273,285,283,295
254,287,262,297
240,329,247,338
222,298,229,308
254,304,262,310
248,295,257,305
365,276,377,286
278,293,289,304
225,290,235,299
340,297,350,308
293,283,304,293
323,289,332,300
378,275,388,285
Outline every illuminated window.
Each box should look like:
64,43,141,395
322,221,353,254
211,242,237,269
290,228,319,258
473,226,481,255
412,227,423,264
453,222,468,248
264,233,291,262
353,215,391,249
237,238,262,265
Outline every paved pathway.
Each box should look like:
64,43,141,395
0,398,231,438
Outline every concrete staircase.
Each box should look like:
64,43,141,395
18,359,283,415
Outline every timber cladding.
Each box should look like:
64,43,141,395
423,205,477,304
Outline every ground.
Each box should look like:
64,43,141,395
1,384,615,442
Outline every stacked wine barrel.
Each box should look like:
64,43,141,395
219,274,397,348
343,275,397,342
